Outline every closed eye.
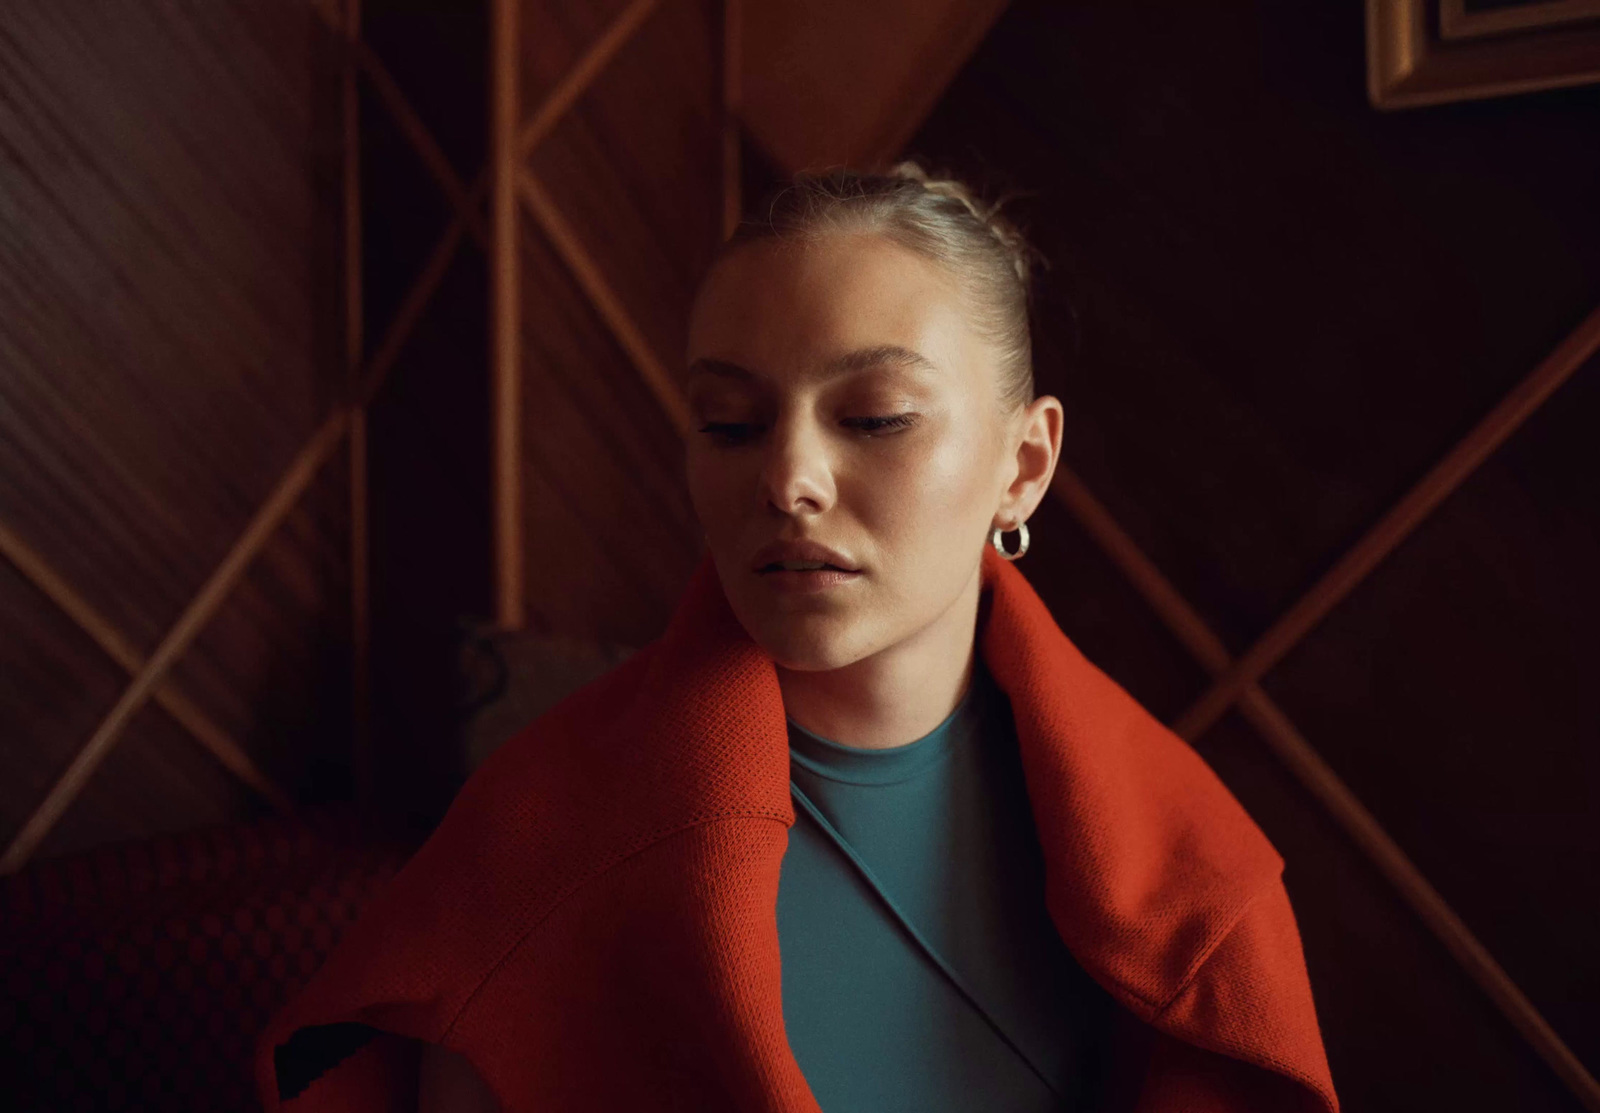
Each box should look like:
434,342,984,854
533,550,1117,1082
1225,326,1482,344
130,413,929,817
696,415,919,444
842,414,918,435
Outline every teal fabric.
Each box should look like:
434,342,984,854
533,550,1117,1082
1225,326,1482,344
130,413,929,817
775,657,1115,1112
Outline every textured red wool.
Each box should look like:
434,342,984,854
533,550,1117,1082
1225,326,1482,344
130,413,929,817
255,545,1338,1112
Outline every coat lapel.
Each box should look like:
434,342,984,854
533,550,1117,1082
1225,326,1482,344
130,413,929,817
974,542,1285,1013
645,545,1310,1107
651,545,1283,1015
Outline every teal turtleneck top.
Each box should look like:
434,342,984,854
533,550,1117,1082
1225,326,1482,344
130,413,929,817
775,657,1115,1112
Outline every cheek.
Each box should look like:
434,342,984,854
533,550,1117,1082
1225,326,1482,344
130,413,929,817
846,423,994,539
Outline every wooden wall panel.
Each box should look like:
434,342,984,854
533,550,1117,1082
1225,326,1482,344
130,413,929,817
358,75,457,371
741,0,1010,172
0,557,131,838
528,0,721,368
913,0,1600,656
1194,711,1585,1113
516,225,701,647
363,0,486,183
518,0,637,107
508,0,717,643
166,460,353,802
0,1,346,859
35,703,265,862
1011,489,1211,726
1260,354,1600,1073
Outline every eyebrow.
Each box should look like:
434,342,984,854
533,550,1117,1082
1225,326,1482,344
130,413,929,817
686,344,939,383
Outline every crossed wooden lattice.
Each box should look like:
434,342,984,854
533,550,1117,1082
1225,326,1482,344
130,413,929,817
1,0,1596,1105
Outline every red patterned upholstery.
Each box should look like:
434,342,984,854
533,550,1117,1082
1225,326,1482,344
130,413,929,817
0,807,415,1112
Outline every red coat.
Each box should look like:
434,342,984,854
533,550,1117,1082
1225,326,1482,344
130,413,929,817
255,544,1338,1112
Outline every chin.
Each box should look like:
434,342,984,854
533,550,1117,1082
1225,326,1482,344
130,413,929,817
742,608,875,672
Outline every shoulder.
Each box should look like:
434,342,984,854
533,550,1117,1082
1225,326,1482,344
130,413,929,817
271,644,667,1042
401,637,666,927
464,638,660,810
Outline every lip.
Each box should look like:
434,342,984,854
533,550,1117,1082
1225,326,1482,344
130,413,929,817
760,567,861,594
750,538,860,574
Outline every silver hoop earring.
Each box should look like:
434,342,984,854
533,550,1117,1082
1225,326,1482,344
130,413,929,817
990,520,1029,560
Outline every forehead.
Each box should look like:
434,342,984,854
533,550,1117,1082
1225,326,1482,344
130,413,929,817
686,232,977,386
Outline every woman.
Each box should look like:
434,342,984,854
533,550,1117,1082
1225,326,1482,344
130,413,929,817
256,166,1338,1112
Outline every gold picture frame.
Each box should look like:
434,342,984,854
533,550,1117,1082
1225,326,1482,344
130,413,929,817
1367,0,1600,108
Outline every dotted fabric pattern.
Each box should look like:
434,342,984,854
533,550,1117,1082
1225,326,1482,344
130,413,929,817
0,806,413,1112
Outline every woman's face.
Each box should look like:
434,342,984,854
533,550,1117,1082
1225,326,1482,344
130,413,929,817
684,231,1054,672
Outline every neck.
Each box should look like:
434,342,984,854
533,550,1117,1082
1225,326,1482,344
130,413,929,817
775,561,984,750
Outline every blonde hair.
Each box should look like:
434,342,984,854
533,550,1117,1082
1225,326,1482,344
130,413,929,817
721,162,1038,413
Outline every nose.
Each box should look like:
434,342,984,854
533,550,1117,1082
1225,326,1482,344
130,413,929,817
759,413,836,516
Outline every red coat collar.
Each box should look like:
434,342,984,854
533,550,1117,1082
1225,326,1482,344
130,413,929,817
258,545,1337,1112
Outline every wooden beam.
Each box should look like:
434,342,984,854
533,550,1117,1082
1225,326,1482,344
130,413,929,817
0,520,294,817
1235,687,1600,1110
495,0,687,632
517,0,661,156
307,0,488,248
516,170,693,438
0,0,497,858
0,176,474,859
348,37,488,248
0,414,350,874
1173,303,1600,742
1050,466,1232,674
1047,464,1600,1107
492,0,524,631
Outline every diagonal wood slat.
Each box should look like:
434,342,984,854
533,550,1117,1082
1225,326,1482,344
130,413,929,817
1050,466,1234,673
6,0,519,863
1234,687,1600,1109
0,0,656,813
1,0,472,861
518,0,662,157
357,199,476,409
0,520,293,817
0,413,350,873
1049,465,1600,1110
1173,303,1600,742
346,36,489,248
516,170,693,438
308,0,488,247
492,0,683,630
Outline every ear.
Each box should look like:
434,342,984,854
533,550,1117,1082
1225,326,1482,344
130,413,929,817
994,394,1064,530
